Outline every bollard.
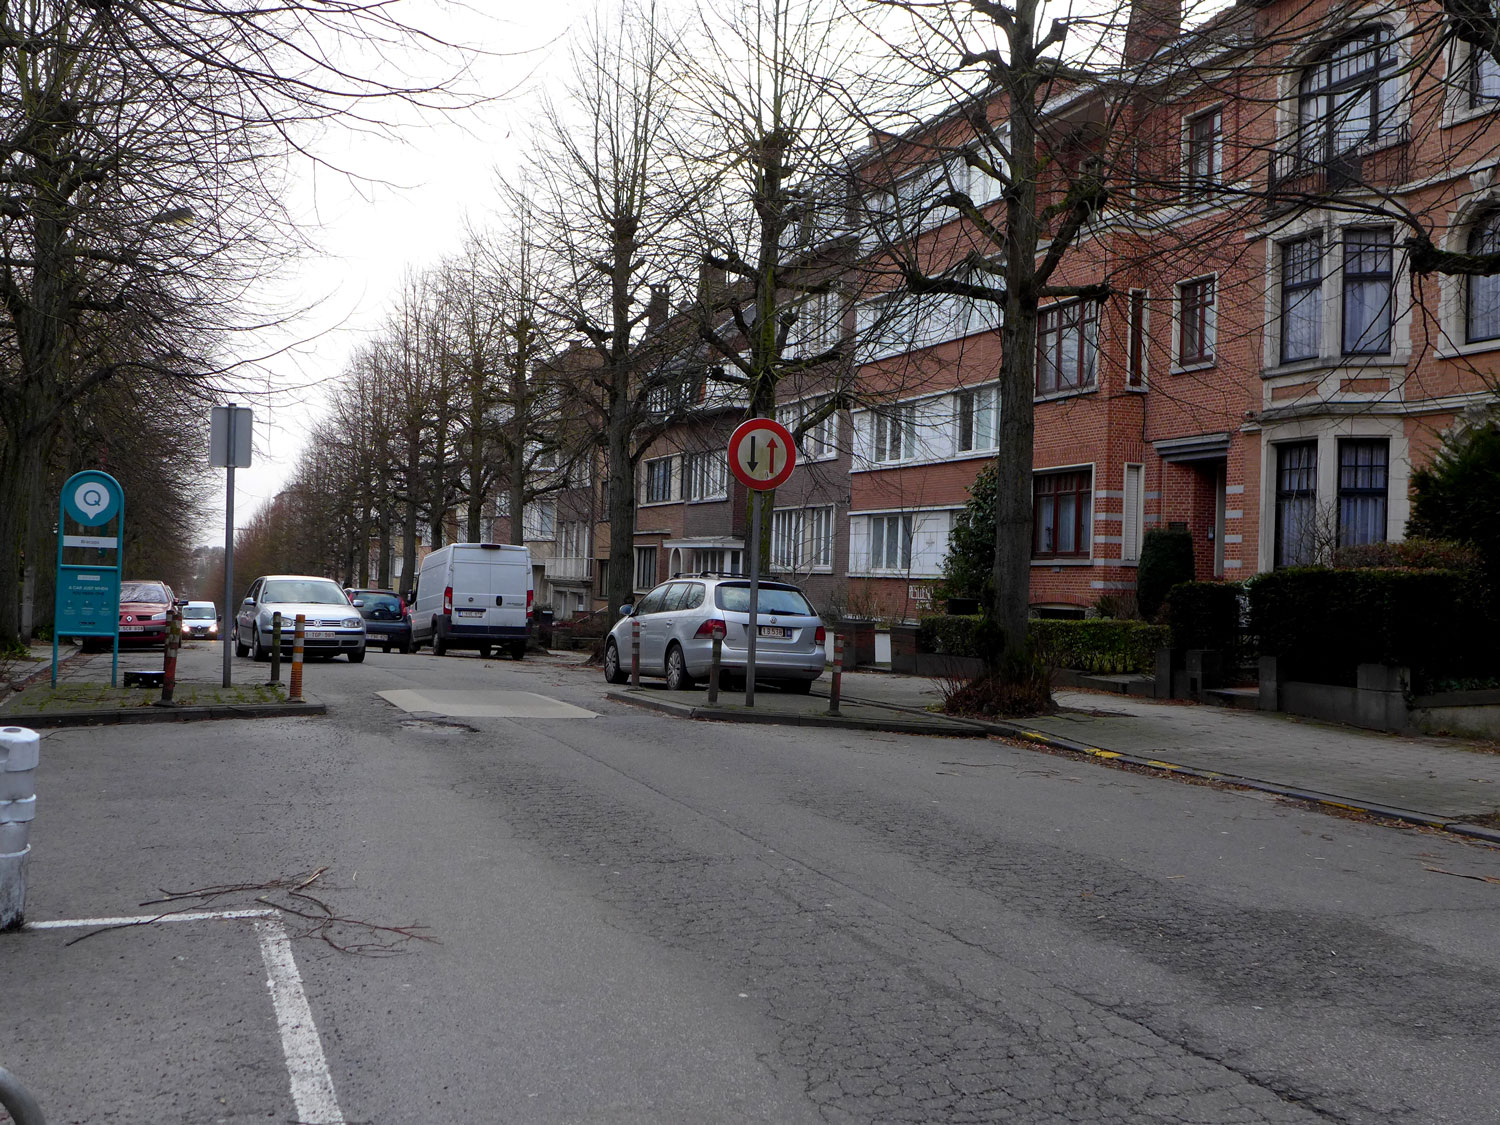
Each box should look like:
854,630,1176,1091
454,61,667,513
706,625,725,705
630,619,641,688
157,606,181,706
288,613,305,703
270,611,282,684
0,726,39,931
828,633,845,717
0,1065,47,1125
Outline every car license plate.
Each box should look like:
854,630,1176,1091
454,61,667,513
758,626,790,638
119,625,145,633
307,630,335,639
456,609,484,618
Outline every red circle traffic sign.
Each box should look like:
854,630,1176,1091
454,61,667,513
727,417,797,491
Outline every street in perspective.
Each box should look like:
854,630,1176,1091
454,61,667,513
3,633,1500,1124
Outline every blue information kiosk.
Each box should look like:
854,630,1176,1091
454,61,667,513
52,471,126,687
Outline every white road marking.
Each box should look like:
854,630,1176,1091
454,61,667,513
24,908,345,1124
378,687,597,719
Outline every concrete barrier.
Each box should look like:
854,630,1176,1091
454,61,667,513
0,725,39,930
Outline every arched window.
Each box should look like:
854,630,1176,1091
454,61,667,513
1298,28,1402,162
1467,211,1500,342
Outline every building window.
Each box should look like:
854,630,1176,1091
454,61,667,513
633,546,658,591
955,386,998,452
596,558,609,597
1274,442,1318,567
1468,211,1500,342
776,398,837,461
1338,439,1388,547
643,457,674,504
1281,236,1322,362
1471,45,1500,107
874,404,917,463
1298,27,1401,162
1122,464,1144,563
1342,228,1393,354
683,451,728,501
1037,300,1098,395
1033,469,1093,559
521,500,555,541
1127,289,1147,387
1185,109,1222,190
784,290,843,358
559,521,589,558
1177,277,1216,365
771,506,835,572
690,547,741,575
869,514,913,571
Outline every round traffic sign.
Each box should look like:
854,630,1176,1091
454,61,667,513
728,417,797,491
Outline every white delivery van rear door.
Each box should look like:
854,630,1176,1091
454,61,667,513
449,545,528,632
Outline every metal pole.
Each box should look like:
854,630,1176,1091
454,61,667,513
0,1064,47,1125
288,613,305,702
222,402,236,689
829,633,844,716
707,626,724,705
270,611,282,684
630,619,641,688
745,489,761,707
157,608,180,705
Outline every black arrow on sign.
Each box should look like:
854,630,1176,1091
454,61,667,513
746,435,759,471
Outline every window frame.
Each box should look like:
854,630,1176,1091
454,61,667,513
872,403,918,464
642,456,675,504
1036,300,1099,396
1470,43,1500,108
1032,468,1094,560
1336,438,1389,548
1127,289,1148,388
1297,27,1403,164
1341,227,1394,355
682,450,728,502
955,385,999,453
771,504,836,572
1279,235,1323,363
1177,276,1216,366
868,513,914,572
1467,210,1500,343
632,546,658,592
1273,441,1319,568
1184,107,1223,191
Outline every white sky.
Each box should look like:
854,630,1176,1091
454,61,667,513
198,1,580,546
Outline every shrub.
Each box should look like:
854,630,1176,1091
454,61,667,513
1331,537,1483,573
916,614,993,659
1029,619,1170,675
1247,566,1493,688
1409,414,1500,586
941,649,1056,718
932,460,998,604
1136,529,1196,620
1165,581,1242,658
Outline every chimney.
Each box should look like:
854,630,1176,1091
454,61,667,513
647,284,669,330
1124,0,1181,63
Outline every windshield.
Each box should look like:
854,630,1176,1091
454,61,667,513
183,605,216,620
261,579,347,605
121,583,169,603
357,593,402,619
715,585,816,616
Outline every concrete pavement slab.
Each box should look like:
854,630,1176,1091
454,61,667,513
377,688,597,719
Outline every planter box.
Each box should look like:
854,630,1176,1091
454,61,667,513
889,623,919,674
838,618,877,668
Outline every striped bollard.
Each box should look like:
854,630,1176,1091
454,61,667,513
630,619,641,688
157,607,181,705
270,611,282,684
828,634,845,716
288,613,305,703
0,726,39,930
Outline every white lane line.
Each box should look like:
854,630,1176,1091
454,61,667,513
25,909,346,1125
254,915,346,1125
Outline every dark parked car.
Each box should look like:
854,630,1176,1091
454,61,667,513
345,588,412,654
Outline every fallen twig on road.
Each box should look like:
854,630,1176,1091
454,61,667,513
1423,865,1500,885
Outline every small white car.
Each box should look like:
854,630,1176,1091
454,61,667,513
233,575,366,663
181,600,220,640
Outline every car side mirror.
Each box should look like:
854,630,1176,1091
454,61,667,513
242,596,255,606
619,603,634,617
216,614,222,622
352,600,364,608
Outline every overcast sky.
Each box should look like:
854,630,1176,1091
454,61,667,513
198,1,580,547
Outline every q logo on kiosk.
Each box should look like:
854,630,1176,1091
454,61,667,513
63,471,123,527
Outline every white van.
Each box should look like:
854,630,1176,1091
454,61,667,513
410,543,534,659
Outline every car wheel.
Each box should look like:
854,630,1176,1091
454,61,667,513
234,628,248,658
398,640,411,655
251,630,269,663
603,640,629,684
348,649,365,663
433,625,447,657
510,644,526,661
781,678,813,695
383,645,391,654
718,668,740,692
478,644,491,658
664,644,694,691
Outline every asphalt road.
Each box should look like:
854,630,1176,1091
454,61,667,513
5,642,1500,1123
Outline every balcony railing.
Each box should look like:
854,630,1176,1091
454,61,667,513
544,556,592,581
1266,126,1411,212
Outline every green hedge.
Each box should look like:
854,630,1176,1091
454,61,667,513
1137,529,1196,620
917,615,1168,674
1247,567,1491,687
1165,581,1242,657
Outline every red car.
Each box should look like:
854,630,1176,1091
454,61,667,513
116,579,176,647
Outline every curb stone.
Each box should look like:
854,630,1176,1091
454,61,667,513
1,699,326,728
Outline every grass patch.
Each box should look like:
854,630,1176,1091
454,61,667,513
0,681,289,716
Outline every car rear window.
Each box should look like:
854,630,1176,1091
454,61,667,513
358,594,402,619
121,583,168,603
714,585,815,616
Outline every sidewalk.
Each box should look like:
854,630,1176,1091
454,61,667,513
0,640,323,726
606,666,1500,843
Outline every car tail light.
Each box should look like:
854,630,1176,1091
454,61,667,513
815,625,826,645
526,588,534,618
695,618,728,638
443,586,453,615
398,597,406,616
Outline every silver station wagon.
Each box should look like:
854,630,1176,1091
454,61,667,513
603,575,826,692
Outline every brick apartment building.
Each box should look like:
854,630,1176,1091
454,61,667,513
519,0,1500,625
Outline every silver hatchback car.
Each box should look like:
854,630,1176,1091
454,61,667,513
603,575,826,692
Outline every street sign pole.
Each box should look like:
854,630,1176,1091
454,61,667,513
223,445,235,689
745,489,760,707
211,402,253,688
